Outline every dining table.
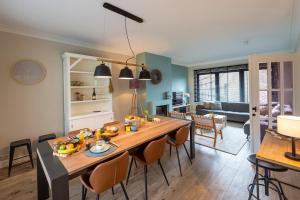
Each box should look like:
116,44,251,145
36,116,195,200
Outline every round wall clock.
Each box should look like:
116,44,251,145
11,60,46,85
150,69,162,84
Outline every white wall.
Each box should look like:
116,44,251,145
0,31,134,166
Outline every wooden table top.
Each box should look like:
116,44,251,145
256,133,300,171
49,116,191,176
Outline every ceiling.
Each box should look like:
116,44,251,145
0,0,299,66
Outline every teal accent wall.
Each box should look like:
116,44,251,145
136,52,172,114
172,64,188,93
136,52,188,114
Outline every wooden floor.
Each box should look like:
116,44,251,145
0,141,300,200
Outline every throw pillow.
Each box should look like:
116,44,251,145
203,102,211,109
211,102,222,110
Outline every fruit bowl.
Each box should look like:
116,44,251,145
52,138,82,156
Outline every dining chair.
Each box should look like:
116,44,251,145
169,111,186,120
167,126,192,176
103,121,120,127
191,114,223,147
126,135,169,200
80,151,129,200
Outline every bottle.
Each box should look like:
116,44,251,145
92,88,96,100
95,129,101,141
79,130,85,144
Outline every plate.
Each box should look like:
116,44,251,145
89,143,111,154
101,132,119,137
76,131,93,139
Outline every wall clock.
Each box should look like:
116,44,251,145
11,60,46,85
150,69,162,84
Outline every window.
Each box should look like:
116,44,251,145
194,64,248,102
227,72,240,102
198,74,216,101
219,73,228,101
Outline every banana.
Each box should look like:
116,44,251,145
57,148,77,154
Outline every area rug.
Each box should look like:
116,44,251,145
194,122,248,155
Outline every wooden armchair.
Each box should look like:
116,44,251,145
191,114,223,147
169,111,186,120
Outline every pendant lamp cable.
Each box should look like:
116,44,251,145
125,17,135,65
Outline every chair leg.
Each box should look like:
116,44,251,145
183,143,192,165
27,143,34,168
82,185,87,200
213,131,217,147
169,144,172,157
111,186,114,195
220,130,223,140
248,174,257,200
8,147,15,176
144,165,148,200
264,169,270,196
277,180,288,200
126,157,134,185
120,181,129,200
133,158,138,168
175,147,182,176
158,160,169,186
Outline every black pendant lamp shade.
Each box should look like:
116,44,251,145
139,68,151,80
94,63,112,78
119,66,134,79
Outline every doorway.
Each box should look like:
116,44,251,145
248,53,297,152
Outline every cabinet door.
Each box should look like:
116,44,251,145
99,113,114,127
70,114,113,130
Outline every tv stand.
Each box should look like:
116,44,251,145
172,104,191,113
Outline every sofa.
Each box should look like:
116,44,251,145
243,102,293,140
196,102,250,123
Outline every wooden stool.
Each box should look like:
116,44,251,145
8,139,34,176
38,133,56,143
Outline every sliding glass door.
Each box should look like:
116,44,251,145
249,53,296,152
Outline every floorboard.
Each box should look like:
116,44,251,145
0,141,300,200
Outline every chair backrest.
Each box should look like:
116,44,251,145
175,126,190,145
169,111,186,120
144,135,168,164
103,121,120,127
191,114,215,129
38,133,56,143
89,151,129,194
68,128,90,137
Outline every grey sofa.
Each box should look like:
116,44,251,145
196,102,250,123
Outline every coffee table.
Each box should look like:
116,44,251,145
204,114,227,128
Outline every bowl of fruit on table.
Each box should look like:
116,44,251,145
52,137,82,157
96,126,119,139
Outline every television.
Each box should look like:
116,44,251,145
172,92,183,105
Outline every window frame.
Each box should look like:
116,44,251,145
194,64,248,103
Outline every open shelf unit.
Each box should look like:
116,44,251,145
63,52,114,133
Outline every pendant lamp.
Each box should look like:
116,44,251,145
139,67,151,80
119,66,134,79
94,62,112,78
